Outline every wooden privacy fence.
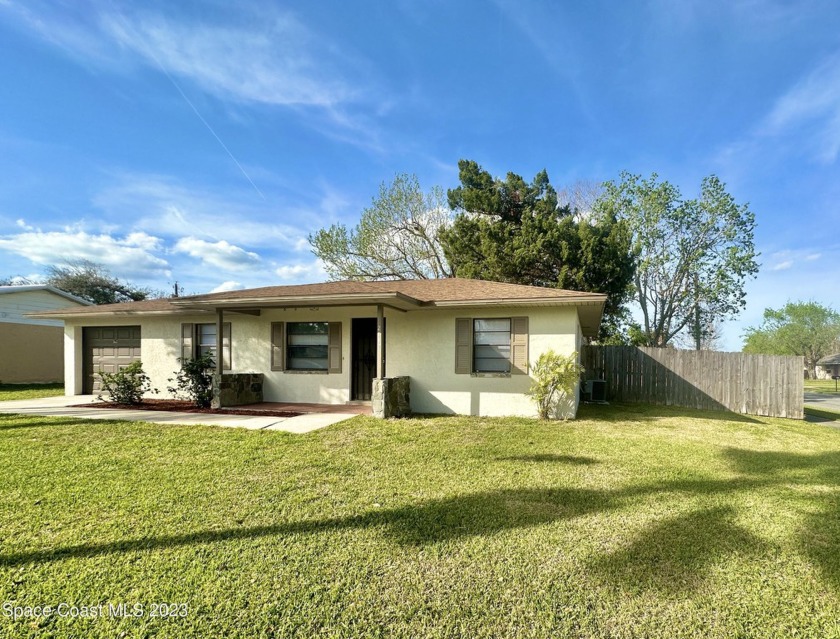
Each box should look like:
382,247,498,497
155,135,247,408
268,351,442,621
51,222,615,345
580,346,804,419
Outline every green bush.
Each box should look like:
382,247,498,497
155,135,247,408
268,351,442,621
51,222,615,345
99,360,154,405
527,350,583,419
167,353,215,408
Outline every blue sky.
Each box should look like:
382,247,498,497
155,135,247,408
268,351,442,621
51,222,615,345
0,0,838,351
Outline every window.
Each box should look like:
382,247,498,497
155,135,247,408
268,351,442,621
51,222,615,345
473,318,511,373
197,323,217,358
287,322,330,371
181,322,231,370
271,321,342,373
455,316,528,375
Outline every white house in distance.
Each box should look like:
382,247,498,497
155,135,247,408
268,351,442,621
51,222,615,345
0,285,91,384
33,279,606,418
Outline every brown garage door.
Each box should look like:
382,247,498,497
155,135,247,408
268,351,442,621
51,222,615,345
83,326,141,394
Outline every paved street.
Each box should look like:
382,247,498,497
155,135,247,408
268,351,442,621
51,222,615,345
804,392,840,412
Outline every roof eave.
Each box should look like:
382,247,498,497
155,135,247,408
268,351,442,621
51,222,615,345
171,291,424,311
28,309,207,320
427,295,607,308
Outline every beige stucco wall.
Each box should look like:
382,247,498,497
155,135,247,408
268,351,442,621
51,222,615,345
385,306,580,417
1,323,65,383
64,304,583,417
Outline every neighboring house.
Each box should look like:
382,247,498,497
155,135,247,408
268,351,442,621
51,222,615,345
816,354,840,379
0,285,91,384
33,279,605,418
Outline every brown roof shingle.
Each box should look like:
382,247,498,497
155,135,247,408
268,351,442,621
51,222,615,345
32,278,605,317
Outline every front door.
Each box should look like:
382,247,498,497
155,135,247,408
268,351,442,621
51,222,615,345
351,318,382,401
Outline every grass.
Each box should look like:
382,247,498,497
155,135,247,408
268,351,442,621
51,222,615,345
0,384,63,402
805,379,840,394
1,405,840,638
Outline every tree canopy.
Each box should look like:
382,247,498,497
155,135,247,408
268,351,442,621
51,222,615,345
743,301,840,378
439,160,636,341
44,260,154,305
594,172,758,347
309,173,453,280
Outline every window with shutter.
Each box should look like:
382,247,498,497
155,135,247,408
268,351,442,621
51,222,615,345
456,316,530,375
181,323,194,363
270,322,285,371
510,316,529,375
181,322,231,370
473,318,511,373
455,318,472,374
328,322,342,374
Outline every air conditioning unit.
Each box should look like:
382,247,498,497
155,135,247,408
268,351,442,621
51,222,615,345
583,379,607,403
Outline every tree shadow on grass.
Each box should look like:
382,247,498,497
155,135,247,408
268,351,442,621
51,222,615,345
4,446,840,598
722,447,840,591
590,506,767,594
0,487,613,567
801,492,840,591
0,417,84,431
577,403,762,425
0,413,131,433
496,454,599,464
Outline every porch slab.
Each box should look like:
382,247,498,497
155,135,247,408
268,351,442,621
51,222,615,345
0,395,363,433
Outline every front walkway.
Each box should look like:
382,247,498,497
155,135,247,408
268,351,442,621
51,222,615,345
0,395,364,433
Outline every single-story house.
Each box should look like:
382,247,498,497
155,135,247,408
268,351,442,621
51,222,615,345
0,285,91,384
32,279,606,418
816,354,840,379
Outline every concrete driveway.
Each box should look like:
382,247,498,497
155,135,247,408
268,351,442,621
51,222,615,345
0,395,360,433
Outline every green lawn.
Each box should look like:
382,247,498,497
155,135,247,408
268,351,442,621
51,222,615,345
0,383,63,402
805,379,840,394
2,405,840,638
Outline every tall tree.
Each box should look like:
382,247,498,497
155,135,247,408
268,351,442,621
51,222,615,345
594,172,759,347
309,173,453,280
439,160,636,341
45,260,153,305
743,301,840,378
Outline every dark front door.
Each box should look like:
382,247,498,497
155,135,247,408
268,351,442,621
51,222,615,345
351,318,381,401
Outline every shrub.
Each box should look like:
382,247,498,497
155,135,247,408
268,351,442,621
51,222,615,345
99,360,154,405
167,353,216,408
527,350,583,420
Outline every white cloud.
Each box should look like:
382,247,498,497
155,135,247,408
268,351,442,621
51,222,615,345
210,280,245,293
1,2,387,150
101,11,353,109
761,51,840,163
124,231,162,251
94,175,311,249
15,218,37,231
763,247,829,273
0,230,170,278
770,260,793,271
275,261,327,282
174,237,262,271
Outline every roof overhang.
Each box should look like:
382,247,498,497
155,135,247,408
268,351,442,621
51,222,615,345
170,291,425,312
28,309,213,320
